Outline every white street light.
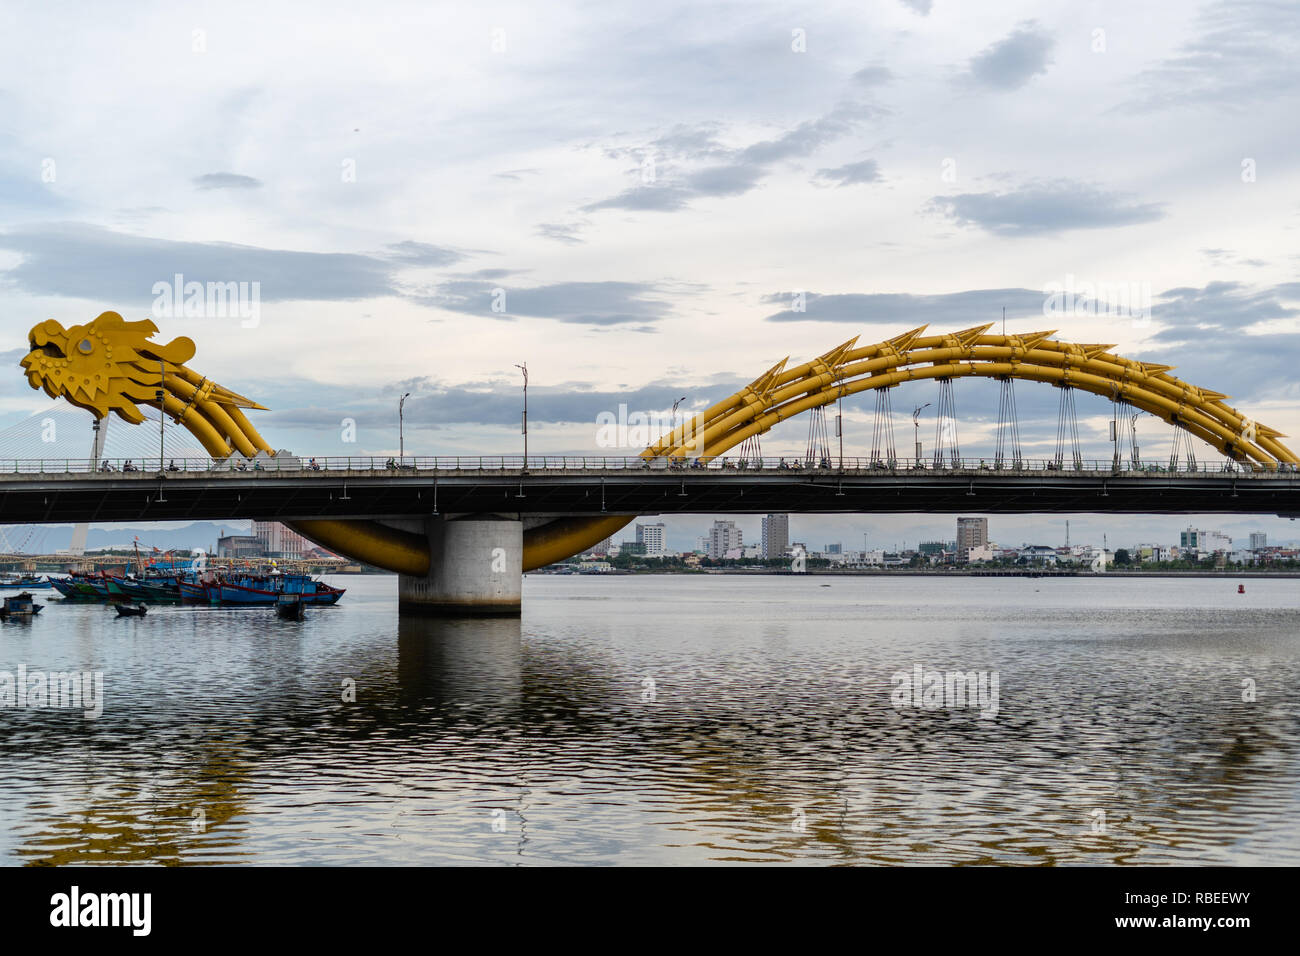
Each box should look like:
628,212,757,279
912,403,931,464
399,392,411,464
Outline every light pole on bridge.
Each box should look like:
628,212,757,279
156,358,167,501
399,392,411,465
912,402,931,464
515,363,528,474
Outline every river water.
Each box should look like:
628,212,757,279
1,573,1297,865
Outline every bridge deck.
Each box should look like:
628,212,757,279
3,461,1299,522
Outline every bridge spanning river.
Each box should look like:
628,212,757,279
2,455,1298,524
13,315,1300,613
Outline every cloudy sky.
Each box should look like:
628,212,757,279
2,0,1299,550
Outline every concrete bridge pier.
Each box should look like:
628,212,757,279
390,515,523,617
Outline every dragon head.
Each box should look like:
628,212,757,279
21,311,198,423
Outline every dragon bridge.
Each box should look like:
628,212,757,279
19,314,1298,607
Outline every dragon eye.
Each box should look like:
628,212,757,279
77,339,93,354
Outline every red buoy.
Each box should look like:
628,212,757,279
1238,584,1245,594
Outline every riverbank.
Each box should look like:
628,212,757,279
537,567,1300,578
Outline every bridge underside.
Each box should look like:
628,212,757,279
4,469,1300,523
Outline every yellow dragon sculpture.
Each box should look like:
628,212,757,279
20,312,628,573
19,313,1297,576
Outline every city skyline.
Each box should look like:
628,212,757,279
612,513,1290,556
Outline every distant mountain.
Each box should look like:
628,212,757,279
0,521,252,554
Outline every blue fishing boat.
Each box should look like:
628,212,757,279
212,575,345,607
178,579,216,604
0,573,53,590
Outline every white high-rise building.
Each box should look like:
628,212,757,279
708,520,742,560
636,522,667,558
253,521,308,559
1249,531,1267,552
1180,527,1233,557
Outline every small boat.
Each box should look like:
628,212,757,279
275,593,305,620
0,592,43,618
0,574,52,590
115,603,148,617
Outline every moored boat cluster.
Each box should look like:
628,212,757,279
2,562,345,609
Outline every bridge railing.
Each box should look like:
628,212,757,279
0,455,1296,475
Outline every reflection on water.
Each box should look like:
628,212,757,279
1,575,1298,865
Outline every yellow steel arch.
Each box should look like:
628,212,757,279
646,325,1298,467
18,315,1297,575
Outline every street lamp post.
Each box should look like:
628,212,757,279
157,359,166,476
835,373,846,470
156,358,167,500
912,402,931,465
515,363,528,472
399,392,411,465
672,396,685,452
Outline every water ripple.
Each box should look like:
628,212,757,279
1,574,1297,865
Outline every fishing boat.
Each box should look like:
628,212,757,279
46,574,100,599
280,575,346,604
190,570,345,607
0,592,43,618
213,578,343,607
82,577,130,600
0,573,53,590
115,602,148,617
132,578,184,601
178,579,217,604
275,593,305,620
110,575,183,602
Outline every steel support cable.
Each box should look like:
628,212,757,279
932,378,960,468
1113,397,1143,470
805,404,831,465
870,386,897,466
994,376,1021,469
1053,384,1083,470
1170,423,1199,472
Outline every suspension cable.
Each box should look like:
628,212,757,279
1170,417,1198,472
870,386,897,467
804,405,831,465
994,376,1021,469
932,378,960,468
1054,385,1083,470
